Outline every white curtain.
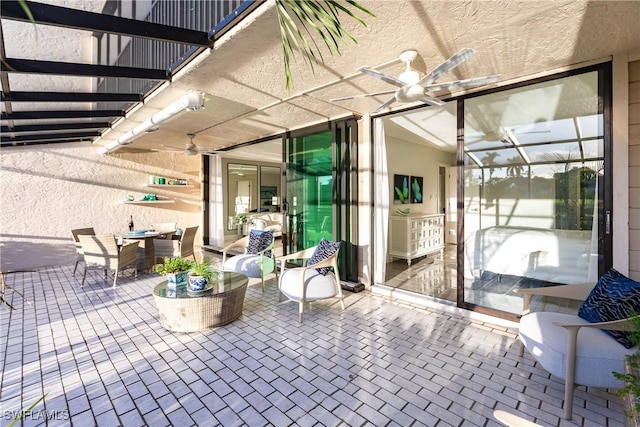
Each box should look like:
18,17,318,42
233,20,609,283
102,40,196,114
208,154,225,247
374,118,390,284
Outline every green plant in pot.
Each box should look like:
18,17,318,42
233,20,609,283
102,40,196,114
188,259,217,292
154,257,193,289
614,315,640,423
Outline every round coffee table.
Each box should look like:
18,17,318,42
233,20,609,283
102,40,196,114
152,271,248,332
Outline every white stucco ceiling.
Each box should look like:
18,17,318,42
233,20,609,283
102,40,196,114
4,0,640,157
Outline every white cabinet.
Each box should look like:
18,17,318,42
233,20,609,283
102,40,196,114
389,213,445,265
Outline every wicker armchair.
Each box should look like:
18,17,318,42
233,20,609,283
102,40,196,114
71,227,95,274
154,226,198,263
78,234,139,288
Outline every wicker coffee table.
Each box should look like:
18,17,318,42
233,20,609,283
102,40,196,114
152,271,248,332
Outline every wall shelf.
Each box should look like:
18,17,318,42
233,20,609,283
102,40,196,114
145,184,193,188
123,200,175,204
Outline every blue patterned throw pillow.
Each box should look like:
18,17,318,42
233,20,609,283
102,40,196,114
308,238,341,275
247,230,273,258
577,268,640,348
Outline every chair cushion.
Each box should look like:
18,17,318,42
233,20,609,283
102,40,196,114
247,230,273,258
308,238,340,275
279,268,337,302
578,268,640,348
519,312,635,387
223,254,273,278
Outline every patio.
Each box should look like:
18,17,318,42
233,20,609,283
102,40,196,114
0,261,624,427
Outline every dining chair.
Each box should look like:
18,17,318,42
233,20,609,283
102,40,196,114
71,227,95,274
152,222,177,240
222,230,277,291
154,225,198,263
77,234,139,288
278,239,344,322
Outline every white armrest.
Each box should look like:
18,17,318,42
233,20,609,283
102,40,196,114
554,317,635,332
222,236,249,264
279,246,318,267
514,282,595,314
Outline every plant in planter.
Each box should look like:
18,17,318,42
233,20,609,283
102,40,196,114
154,257,193,289
188,259,217,292
614,315,640,424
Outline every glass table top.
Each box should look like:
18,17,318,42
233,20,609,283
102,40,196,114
153,271,247,299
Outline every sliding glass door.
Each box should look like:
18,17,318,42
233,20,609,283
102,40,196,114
461,65,611,315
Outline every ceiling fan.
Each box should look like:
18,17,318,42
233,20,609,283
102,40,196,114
154,134,222,156
466,126,551,146
331,48,499,113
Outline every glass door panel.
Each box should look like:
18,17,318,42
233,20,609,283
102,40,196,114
462,69,608,315
284,130,334,253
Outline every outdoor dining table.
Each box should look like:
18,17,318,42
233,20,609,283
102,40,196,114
119,230,175,273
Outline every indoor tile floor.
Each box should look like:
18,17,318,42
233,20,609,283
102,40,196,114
0,263,624,427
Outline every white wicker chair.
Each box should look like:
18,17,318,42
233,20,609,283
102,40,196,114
78,234,139,288
278,245,344,322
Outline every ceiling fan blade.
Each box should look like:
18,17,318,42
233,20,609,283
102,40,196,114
371,96,397,113
418,48,477,86
419,96,446,107
424,75,500,92
330,89,398,102
358,66,406,88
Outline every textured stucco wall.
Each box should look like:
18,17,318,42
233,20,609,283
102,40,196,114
630,60,640,281
0,145,201,271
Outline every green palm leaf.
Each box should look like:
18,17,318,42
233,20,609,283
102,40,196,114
276,0,375,89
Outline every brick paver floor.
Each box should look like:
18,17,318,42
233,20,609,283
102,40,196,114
0,265,624,426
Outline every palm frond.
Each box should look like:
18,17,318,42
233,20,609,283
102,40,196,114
18,0,35,22
276,0,375,89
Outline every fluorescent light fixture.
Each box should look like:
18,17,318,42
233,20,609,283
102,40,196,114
99,90,205,154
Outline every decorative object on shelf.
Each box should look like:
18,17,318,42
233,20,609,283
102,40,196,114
158,177,166,185
125,194,135,201
154,257,193,290
410,176,423,203
395,208,411,216
140,194,158,201
148,176,156,185
188,259,217,292
393,174,409,204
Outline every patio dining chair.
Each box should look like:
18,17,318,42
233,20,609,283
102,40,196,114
71,227,95,274
77,234,139,288
154,225,198,263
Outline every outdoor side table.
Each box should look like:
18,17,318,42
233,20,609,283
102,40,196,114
152,271,248,332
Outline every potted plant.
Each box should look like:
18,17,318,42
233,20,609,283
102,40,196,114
188,259,217,292
154,257,193,289
614,315,640,426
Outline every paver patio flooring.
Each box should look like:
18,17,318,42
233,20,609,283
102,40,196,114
0,265,624,426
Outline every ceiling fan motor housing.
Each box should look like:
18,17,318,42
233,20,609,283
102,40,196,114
395,85,427,103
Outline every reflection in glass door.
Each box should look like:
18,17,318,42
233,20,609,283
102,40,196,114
284,130,334,253
283,120,359,283
462,66,610,315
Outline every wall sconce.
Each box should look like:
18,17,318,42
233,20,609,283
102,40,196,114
99,90,205,154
